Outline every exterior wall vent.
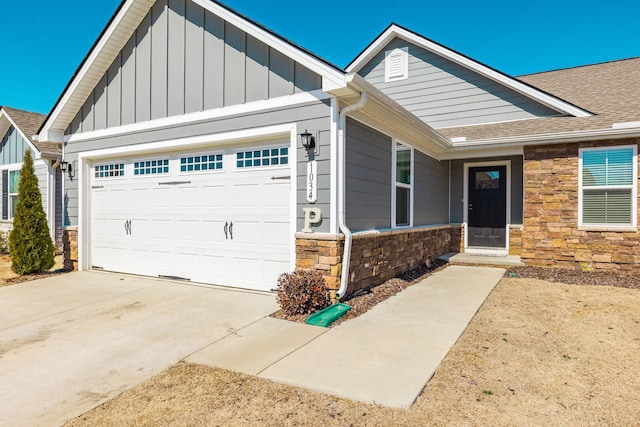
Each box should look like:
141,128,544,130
385,47,409,82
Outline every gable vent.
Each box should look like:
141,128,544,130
385,47,409,82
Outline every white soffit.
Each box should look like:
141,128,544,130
346,25,593,119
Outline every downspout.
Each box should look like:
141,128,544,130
336,92,368,300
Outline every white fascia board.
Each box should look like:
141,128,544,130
0,110,43,159
65,90,330,144
346,26,396,73
443,126,640,159
345,74,453,150
191,0,346,91
40,0,155,141
441,146,524,160
347,25,592,118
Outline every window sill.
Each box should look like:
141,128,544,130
578,225,637,233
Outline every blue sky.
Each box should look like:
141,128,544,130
1,0,638,114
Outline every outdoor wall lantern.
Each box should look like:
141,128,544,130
60,160,76,178
300,129,316,152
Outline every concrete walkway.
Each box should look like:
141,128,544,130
189,265,505,409
0,265,504,425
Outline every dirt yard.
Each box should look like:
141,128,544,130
0,254,65,287
64,274,640,427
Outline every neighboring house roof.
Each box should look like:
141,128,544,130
346,23,592,120
0,107,60,158
438,57,640,143
38,0,348,142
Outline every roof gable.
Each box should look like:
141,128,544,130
0,107,53,158
39,0,347,142
347,24,592,123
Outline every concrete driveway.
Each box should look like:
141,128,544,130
0,271,278,427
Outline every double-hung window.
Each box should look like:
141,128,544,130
393,142,413,227
8,170,20,219
579,146,637,229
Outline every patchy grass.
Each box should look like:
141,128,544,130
65,276,640,427
0,254,66,287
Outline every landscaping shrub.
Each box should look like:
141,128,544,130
9,150,55,275
276,269,330,316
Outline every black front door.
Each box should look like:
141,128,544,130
468,166,507,248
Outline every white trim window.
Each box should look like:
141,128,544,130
385,47,409,82
94,162,125,179
8,169,20,219
236,146,289,169
133,158,170,176
392,141,413,227
579,145,638,229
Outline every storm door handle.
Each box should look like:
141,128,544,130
229,222,233,240
224,222,229,240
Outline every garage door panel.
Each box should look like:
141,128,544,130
264,225,290,249
91,143,292,291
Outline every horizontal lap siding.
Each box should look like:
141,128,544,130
67,1,322,134
345,118,392,231
35,162,49,221
63,100,332,232
358,38,560,128
414,151,449,225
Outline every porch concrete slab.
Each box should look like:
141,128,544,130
0,272,277,427
259,266,505,409
440,252,525,267
188,317,328,375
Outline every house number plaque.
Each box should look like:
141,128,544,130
307,160,318,203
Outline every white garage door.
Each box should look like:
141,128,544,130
90,143,292,291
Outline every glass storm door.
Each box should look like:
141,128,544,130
467,166,507,248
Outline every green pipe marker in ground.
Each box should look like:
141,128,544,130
306,303,351,327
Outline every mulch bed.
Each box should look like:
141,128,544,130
271,259,449,326
505,265,640,290
273,261,640,326
1,269,70,287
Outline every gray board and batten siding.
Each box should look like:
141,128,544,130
357,37,561,129
66,0,322,135
449,155,524,225
63,100,333,232
1,127,32,165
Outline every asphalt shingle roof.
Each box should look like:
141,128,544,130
1,107,60,157
438,57,640,141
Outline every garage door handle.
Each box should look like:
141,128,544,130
224,222,229,240
229,221,233,240
124,220,132,235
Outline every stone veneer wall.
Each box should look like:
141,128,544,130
63,227,78,271
509,227,523,256
295,234,344,300
296,225,460,299
522,139,640,273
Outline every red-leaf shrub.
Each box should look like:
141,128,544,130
276,270,330,316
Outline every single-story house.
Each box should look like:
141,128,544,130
35,0,640,297
0,106,62,246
